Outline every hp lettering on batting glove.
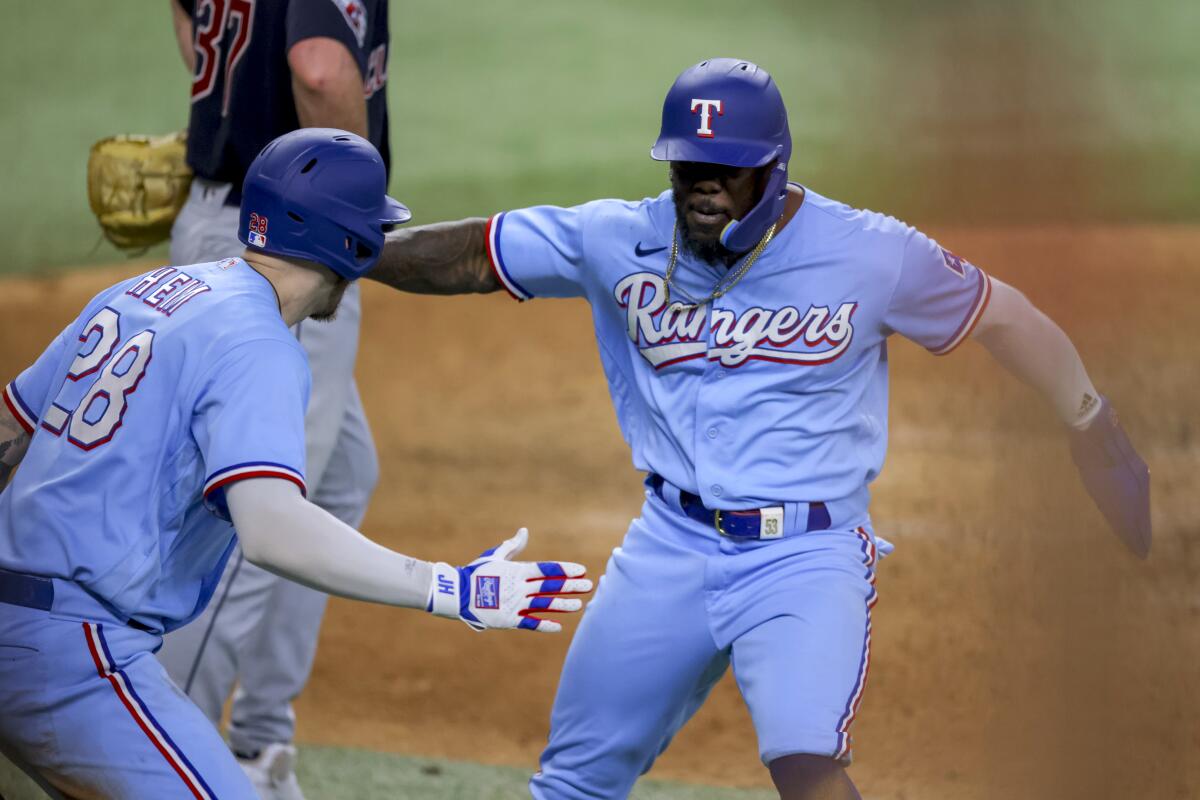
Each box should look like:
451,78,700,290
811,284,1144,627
426,528,592,633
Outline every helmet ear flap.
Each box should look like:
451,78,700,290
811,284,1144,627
719,161,789,253
347,236,374,263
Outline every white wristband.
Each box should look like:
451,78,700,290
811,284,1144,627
1067,391,1103,430
426,562,461,619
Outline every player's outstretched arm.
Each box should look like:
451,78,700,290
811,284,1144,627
369,219,500,295
970,278,1151,557
226,478,591,632
0,400,31,487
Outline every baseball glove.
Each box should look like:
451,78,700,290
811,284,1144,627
87,131,192,250
1069,397,1151,558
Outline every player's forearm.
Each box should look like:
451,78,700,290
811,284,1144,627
170,0,195,74
227,478,432,608
289,38,368,138
971,278,1100,428
0,403,31,486
370,219,500,295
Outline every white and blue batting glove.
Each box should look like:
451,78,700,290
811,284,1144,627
426,528,592,633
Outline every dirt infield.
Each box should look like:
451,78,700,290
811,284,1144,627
1,226,1195,799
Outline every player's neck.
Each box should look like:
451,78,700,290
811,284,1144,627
242,250,336,326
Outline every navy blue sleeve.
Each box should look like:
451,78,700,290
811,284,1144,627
177,0,195,17
286,0,370,75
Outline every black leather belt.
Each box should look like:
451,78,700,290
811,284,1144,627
0,569,154,631
647,474,830,539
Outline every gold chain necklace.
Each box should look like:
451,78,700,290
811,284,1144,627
662,222,777,310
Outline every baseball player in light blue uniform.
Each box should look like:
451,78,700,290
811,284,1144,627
0,129,591,799
368,58,1151,799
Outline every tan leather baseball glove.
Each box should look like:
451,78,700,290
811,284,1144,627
87,131,192,250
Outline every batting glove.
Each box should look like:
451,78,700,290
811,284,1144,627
426,528,593,633
1068,396,1151,558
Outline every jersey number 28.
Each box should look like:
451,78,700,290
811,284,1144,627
41,307,155,451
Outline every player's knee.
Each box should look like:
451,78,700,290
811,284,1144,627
768,753,860,800
534,735,660,799
348,433,380,499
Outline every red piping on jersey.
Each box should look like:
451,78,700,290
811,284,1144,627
83,624,211,800
204,469,307,499
484,214,523,302
931,272,992,356
3,385,34,435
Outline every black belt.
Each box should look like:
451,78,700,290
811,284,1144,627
647,474,830,539
0,569,154,632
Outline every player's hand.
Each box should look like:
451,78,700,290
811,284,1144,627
1068,397,1151,558
426,528,593,633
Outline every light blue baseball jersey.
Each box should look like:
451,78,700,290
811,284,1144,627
485,186,990,510
0,258,309,633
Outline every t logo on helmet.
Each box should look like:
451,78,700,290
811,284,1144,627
690,99,723,138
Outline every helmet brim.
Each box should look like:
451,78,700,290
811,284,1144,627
380,195,412,225
650,136,782,168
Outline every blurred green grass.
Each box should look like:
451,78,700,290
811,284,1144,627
0,0,1196,276
0,745,777,800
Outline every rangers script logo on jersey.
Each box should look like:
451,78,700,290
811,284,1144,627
614,273,857,369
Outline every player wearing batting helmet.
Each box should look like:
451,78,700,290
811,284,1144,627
365,58,1150,799
161,1,394,795
0,129,592,800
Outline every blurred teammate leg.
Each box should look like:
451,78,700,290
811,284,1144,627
228,384,377,754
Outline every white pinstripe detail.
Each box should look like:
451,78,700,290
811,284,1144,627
834,527,878,760
930,272,992,356
203,464,305,496
487,214,531,301
84,624,214,800
4,383,36,430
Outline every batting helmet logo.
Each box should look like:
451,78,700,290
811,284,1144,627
247,212,268,248
690,98,724,138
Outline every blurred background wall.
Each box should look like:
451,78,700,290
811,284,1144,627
0,0,1196,274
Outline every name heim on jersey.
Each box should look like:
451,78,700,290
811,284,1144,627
614,272,856,369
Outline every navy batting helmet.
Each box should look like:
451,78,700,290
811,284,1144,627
651,58,791,253
239,128,411,280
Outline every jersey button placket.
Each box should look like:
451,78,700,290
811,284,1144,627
694,313,729,509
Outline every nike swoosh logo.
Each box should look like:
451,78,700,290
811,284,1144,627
634,242,668,257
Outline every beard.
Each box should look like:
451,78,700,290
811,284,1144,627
672,187,736,267
310,277,349,321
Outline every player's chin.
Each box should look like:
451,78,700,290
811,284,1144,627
685,210,728,241
311,279,350,322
